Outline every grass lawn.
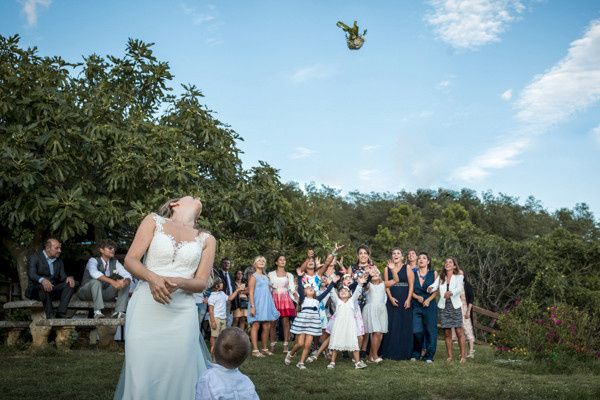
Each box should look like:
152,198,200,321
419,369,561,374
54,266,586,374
0,342,599,400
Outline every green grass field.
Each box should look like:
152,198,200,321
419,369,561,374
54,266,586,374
0,342,599,400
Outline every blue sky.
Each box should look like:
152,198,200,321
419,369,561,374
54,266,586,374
2,0,600,216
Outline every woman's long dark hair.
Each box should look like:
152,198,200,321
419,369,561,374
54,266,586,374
355,245,371,267
439,257,460,284
273,253,286,268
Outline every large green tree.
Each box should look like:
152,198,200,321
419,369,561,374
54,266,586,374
0,35,321,294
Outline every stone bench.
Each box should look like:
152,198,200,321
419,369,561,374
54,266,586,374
0,321,31,346
2,300,123,349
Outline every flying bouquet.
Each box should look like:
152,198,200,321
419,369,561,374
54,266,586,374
336,20,367,50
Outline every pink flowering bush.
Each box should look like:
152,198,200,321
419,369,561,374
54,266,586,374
493,299,600,361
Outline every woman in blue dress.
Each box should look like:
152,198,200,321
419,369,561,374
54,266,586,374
411,252,438,362
247,255,279,357
380,248,414,360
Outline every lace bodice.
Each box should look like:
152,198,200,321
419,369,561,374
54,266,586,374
268,271,295,295
144,214,211,279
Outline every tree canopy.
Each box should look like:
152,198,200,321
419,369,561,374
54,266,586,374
1,35,599,319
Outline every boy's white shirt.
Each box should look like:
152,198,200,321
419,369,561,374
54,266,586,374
195,364,259,400
208,291,228,319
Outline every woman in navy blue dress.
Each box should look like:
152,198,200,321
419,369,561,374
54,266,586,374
380,248,414,360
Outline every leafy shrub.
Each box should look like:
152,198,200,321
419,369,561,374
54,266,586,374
493,299,600,362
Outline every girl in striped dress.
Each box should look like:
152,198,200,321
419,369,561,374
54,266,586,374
285,274,339,369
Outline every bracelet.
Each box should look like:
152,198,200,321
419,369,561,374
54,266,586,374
331,251,337,257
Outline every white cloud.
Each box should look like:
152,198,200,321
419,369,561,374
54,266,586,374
438,79,452,89
205,38,223,46
290,64,336,84
426,0,525,50
400,110,434,123
22,0,51,27
592,124,600,144
181,3,216,25
516,21,600,131
358,169,379,181
501,89,513,101
290,147,316,160
361,145,380,152
452,136,531,181
453,19,600,181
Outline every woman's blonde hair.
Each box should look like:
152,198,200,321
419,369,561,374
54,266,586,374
252,256,266,269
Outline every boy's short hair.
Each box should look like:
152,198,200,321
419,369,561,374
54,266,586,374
214,327,251,369
98,239,117,250
211,278,223,291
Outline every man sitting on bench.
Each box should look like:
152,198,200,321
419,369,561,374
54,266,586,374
26,238,75,318
78,240,132,319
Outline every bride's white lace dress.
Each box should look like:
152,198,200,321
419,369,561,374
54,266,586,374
114,214,211,400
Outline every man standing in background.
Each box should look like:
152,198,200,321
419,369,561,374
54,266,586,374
216,257,234,326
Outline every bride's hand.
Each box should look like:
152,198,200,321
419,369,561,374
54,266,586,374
149,274,172,304
165,278,182,293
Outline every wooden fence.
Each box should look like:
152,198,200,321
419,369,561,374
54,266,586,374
472,305,500,342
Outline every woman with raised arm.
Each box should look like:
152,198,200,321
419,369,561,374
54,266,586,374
295,248,337,333
380,248,414,360
352,245,372,356
114,196,215,400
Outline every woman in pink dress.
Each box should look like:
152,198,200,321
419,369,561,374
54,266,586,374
268,254,298,353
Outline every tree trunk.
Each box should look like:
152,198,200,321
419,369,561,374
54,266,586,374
3,235,42,299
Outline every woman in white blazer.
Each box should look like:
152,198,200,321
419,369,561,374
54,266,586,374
428,258,467,363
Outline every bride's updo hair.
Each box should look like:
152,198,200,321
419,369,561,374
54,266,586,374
157,196,202,229
158,197,181,219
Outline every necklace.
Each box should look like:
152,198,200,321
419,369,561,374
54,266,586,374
418,268,428,280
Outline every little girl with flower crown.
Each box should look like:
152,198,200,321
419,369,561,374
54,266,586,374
326,274,368,369
308,270,371,363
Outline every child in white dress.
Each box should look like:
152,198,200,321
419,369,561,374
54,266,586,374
362,270,388,363
327,274,368,369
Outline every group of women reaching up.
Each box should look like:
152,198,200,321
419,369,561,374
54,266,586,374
235,244,476,369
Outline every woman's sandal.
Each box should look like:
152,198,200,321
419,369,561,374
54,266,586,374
326,362,336,369
252,349,265,358
261,348,274,356
269,341,277,352
283,341,289,353
306,355,318,363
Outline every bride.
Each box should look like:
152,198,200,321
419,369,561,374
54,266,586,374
114,196,215,400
